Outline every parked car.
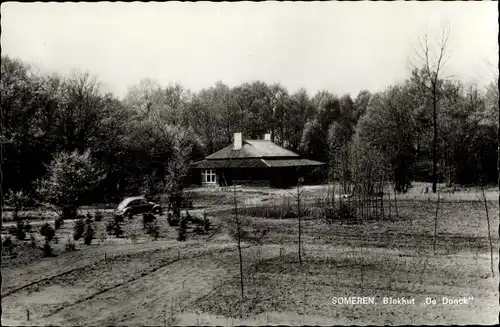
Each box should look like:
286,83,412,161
115,196,162,218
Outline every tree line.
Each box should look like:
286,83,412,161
1,52,498,207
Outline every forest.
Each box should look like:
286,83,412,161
1,50,498,208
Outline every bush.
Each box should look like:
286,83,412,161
203,213,210,232
42,240,53,257
194,225,205,235
30,234,37,249
177,218,187,242
146,221,159,240
94,211,103,222
2,236,15,255
86,212,93,220
83,229,94,245
73,218,85,241
15,221,27,240
180,217,188,229
323,202,356,223
142,213,156,229
40,223,56,242
83,221,95,245
114,214,124,224
167,213,179,226
64,238,77,252
8,225,17,235
283,210,297,219
128,231,138,244
335,202,356,220
106,219,123,238
55,217,64,230
24,222,32,233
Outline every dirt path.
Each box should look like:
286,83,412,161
2,244,279,326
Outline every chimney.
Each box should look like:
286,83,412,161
233,132,242,150
264,133,271,141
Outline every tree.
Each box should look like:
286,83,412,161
357,85,417,192
411,25,452,193
37,150,105,220
287,89,316,152
159,125,199,219
353,90,372,122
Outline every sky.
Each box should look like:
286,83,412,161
1,2,498,99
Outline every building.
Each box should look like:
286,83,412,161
190,133,325,188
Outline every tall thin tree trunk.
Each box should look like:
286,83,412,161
433,183,440,255
233,183,244,299
481,187,495,277
297,180,302,265
432,92,438,193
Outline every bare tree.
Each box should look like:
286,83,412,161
411,25,452,193
432,181,441,255
478,187,495,277
290,176,305,265
232,180,245,300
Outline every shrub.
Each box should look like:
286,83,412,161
335,202,356,220
64,238,77,252
55,217,64,230
194,225,205,235
167,213,179,226
2,236,15,255
146,221,159,240
94,211,103,222
180,217,188,229
24,222,32,233
106,219,123,238
8,225,17,235
73,218,85,240
105,220,115,235
30,234,37,249
40,223,56,242
86,212,93,220
114,214,124,224
42,240,53,257
128,231,138,244
323,202,356,223
83,218,95,245
142,213,156,229
15,221,26,240
203,213,210,232
283,210,297,219
177,218,187,242
83,221,95,245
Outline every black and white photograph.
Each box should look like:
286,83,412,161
1,1,498,326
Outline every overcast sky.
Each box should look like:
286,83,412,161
1,2,497,99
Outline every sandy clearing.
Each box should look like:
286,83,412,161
12,245,277,326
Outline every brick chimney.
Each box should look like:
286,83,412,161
264,133,271,141
233,132,242,150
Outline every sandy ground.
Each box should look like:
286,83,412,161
2,185,499,326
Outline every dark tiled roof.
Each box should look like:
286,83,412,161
191,158,325,169
261,159,325,167
205,139,299,159
190,159,269,169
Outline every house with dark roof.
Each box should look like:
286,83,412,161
190,133,325,188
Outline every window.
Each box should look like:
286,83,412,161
202,169,217,184
128,200,141,207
